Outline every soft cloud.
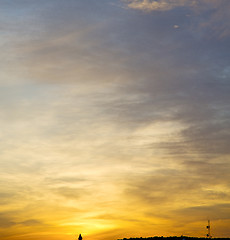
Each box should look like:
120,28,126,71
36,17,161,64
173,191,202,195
19,219,43,226
123,0,225,12
0,0,230,239
123,0,230,38
0,213,16,228
123,0,194,11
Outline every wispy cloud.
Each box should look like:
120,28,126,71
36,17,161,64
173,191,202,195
0,0,230,239
123,0,230,39
123,0,193,11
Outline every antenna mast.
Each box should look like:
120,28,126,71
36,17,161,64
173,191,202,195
206,220,211,238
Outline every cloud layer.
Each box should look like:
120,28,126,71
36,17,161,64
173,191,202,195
0,0,230,240
123,0,192,11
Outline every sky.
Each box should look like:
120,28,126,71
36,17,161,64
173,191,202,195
0,0,230,240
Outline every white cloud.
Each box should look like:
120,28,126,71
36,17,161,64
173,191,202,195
123,0,195,11
123,0,230,39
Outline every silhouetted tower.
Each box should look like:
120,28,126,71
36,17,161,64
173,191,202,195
78,234,82,240
206,220,211,238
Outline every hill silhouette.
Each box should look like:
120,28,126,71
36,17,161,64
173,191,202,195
118,237,230,240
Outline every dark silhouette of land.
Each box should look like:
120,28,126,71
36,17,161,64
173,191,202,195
118,237,230,240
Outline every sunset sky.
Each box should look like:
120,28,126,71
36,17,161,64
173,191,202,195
0,1,230,240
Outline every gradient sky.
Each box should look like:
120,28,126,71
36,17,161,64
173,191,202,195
1,1,230,240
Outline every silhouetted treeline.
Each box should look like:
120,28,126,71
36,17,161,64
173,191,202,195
118,236,230,240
